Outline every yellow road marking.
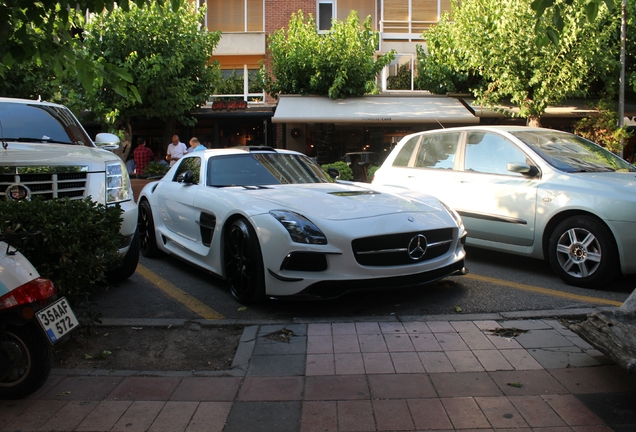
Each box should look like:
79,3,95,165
136,264,225,320
465,274,624,307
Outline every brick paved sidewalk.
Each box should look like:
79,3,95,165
1,318,635,431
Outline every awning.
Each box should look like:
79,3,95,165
464,98,636,119
272,94,478,125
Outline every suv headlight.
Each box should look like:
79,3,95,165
106,161,131,203
270,210,328,244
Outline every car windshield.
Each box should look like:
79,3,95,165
511,130,635,173
0,102,93,146
207,152,333,187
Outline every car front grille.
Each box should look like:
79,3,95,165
352,228,454,266
0,167,88,201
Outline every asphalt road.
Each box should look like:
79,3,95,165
93,246,634,322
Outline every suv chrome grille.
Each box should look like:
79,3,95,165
352,229,454,266
0,167,88,201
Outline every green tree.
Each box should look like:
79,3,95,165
262,10,395,99
73,2,221,145
0,0,173,99
573,99,632,154
0,58,59,100
415,29,483,95
532,0,634,96
418,0,617,127
531,0,616,45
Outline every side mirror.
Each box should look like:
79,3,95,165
327,168,340,180
177,170,196,184
94,133,121,150
507,162,539,177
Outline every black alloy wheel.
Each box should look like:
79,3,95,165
138,199,159,258
224,218,266,303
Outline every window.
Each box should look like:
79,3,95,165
392,135,419,167
205,0,263,33
415,132,460,169
464,132,527,176
318,1,335,31
318,0,376,32
214,67,264,102
382,0,453,36
173,157,201,184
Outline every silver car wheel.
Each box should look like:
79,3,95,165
555,227,601,279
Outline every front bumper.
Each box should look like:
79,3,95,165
277,259,466,300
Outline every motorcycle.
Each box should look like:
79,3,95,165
0,232,79,399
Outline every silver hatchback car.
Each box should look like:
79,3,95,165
373,126,636,288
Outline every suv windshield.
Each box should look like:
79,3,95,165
512,130,635,173
208,153,332,187
0,102,93,146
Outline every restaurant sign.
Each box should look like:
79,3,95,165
212,101,248,111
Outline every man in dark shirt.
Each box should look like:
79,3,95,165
133,137,154,177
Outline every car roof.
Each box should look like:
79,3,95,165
0,97,63,108
198,146,303,157
413,125,565,135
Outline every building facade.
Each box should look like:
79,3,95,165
190,0,469,164
176,1,632,166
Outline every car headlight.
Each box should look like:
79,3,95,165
270,210,328,244
106,161,131,203
439,200,464,231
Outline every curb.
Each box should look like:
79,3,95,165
51,307,619,378
95,306,616,328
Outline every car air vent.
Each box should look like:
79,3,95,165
328,191,379,196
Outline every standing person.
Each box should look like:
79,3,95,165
350,154,368,182
132,137,154,177
166,134,187,166
187,137,206,152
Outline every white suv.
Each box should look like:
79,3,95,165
0,97,139,281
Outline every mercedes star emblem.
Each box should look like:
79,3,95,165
407,234,428,260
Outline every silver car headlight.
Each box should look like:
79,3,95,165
439,200,465,232
270,210,328,245
106,161,131,203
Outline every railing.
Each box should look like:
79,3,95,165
380,20,436,41
207,92,266,105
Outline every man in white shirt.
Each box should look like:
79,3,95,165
166,134,187,166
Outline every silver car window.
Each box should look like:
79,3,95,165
391,135,419,167
464,132,528,176
511,130,636,173
414,132,461,169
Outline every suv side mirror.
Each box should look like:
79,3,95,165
327,168,340,180
94,133,121,150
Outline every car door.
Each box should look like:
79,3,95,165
156,156,202,243
454,130,540,247
403,131,462,202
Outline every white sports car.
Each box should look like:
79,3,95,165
137,146,467,303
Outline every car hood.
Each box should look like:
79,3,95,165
560,171,636,197
238,182,444,221
0,142,116,171
582,171,636,188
